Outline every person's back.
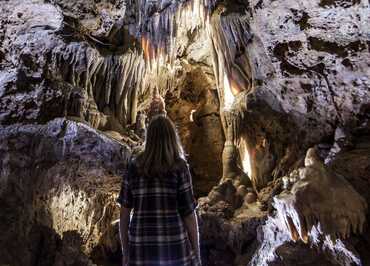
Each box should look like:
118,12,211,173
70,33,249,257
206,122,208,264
117,115,201,266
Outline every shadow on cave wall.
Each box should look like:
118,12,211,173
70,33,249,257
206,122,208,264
0,119,128,266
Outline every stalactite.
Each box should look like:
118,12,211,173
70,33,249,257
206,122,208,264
51,1,255,181
51,42,151,128
137,0,218,74
208,7,253,102
132,0,257,187
133,0,253,109
135,0,253,144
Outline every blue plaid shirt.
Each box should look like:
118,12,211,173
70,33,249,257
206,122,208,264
117,159,199,266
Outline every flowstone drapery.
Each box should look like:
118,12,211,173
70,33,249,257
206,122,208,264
208,4,255,188
274,148,367,243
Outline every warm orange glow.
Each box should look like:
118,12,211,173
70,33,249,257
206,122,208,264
229,76,243,96
141,35,159,62
229,69,244,96
141,35,150,62
141,35,170,73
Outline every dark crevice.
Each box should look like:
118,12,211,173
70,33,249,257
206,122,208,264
308,37,367,58
59,15,140,56
319,0,361,8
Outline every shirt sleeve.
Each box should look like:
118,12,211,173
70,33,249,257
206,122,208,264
177,163,197,217
116,161,134,208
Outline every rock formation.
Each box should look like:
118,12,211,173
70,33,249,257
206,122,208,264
275,148,367,243
0,118,130,265
1,0,369,265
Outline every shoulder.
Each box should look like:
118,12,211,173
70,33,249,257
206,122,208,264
171,158,190,176
128,154,146,177
129,152,142,166
127,156,139,174
175,159,193,188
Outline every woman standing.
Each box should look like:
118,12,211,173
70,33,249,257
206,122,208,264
117,96,201,266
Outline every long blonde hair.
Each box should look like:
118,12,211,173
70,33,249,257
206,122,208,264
136,115,185,177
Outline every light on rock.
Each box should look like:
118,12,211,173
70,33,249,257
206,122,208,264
223,74,235,110
241,148,252,178
190,109,196,122
240,138,252,178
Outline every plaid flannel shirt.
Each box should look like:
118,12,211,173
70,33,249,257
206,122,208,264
117,160,199,266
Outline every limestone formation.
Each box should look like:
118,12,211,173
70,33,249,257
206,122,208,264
251,129,370,266
0,118,130,265
275,148,367,243
1,0,370,265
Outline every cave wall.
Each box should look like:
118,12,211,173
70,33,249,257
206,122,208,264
232,0,370,188
3,0,368,184
166,67,224,196
0,118,130,265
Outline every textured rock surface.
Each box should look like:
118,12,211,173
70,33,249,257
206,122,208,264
249,111,370,265
197,185,267,266
274,148,367,243
0,118,130,265
234,0,370,189
1,0,370,265
166,69,224,196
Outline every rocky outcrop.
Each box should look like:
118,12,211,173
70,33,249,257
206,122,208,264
198,181,267,266
0,118,130,265
275,148,367,243
250,117,370,266
230,0,370,189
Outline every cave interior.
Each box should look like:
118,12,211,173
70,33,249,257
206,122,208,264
0,0,370,265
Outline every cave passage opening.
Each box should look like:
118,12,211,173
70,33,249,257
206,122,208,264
165,67,225,197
